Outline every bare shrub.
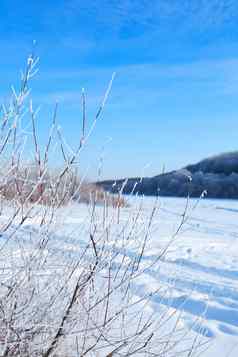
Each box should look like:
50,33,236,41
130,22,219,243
0,52,202,357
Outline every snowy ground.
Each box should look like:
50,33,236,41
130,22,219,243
56,195,238,356
1,196,238,356
124,196,238,357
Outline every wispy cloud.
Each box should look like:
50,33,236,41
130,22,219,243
2,57,238,108
2,0,238,69
33,0,238,68
50,0,238,37
38,57,238,96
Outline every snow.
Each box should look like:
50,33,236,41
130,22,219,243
132,196,238,356
62,196,238,355
1,196,238,355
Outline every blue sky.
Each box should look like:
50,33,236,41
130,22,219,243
1,0,238,179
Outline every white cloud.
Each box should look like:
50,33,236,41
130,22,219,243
53,0,238,35
32,57,238,108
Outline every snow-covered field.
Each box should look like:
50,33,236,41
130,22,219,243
1,195,238,356
124,196,238,357
58,196,238,356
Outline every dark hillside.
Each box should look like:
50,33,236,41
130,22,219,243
97,152,238,199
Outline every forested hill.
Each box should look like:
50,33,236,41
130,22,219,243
96,152,238,199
